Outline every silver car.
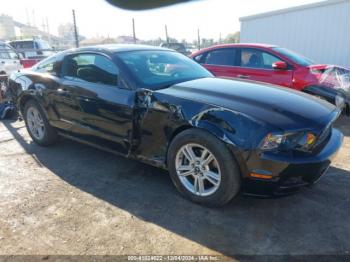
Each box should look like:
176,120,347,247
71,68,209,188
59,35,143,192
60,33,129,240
0,42,22,79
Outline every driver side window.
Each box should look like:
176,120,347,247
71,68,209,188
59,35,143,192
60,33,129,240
63,53,119,86
240,48,281,69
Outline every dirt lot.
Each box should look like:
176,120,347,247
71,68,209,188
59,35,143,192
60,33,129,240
0,117,349,258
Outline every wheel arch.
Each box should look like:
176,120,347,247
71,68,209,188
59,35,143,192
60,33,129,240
164,105,265,176
165,121,249,176
18,94,49,120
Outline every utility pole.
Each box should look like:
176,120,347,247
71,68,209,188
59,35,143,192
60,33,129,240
41,18,46,33
132,18,136,44
165,25,169,44
32,9,36,27
26,9,31,26
46,17,51,46
197,28,200,50
219,32,222,44
72,9,79,48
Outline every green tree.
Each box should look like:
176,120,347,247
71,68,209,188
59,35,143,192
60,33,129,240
224,31,240,43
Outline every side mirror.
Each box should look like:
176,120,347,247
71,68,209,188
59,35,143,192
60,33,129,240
272,61,288,70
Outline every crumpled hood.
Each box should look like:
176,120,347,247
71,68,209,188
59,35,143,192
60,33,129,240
309,65,350,95
159,77,338,131
308,64,350,71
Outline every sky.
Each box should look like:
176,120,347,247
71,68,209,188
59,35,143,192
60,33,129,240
1,0,321,41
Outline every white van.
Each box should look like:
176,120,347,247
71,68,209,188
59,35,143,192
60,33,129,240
8,39,54,58
0,42,22,79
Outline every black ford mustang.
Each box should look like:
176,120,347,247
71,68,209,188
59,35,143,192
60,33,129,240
8,45,343,206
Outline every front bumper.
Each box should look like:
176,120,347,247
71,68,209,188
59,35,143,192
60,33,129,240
242,128,343,196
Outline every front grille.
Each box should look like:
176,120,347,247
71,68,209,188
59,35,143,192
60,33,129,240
279,160,331,184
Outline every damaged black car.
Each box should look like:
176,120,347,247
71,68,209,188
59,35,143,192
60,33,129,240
8,45,343,206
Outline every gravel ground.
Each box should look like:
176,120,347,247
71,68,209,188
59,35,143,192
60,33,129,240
0,117,349,259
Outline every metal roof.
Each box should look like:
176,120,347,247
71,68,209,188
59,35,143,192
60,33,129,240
239,0,350,22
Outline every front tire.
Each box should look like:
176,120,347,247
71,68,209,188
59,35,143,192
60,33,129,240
167,129,241,207
23,100,58,146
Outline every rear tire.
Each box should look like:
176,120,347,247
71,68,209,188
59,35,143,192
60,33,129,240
23,100,58,146
167,128,241,207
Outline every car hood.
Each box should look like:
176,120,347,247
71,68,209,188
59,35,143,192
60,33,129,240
158,77,338,131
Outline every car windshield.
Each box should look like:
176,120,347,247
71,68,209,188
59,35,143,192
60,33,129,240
10,41,36,49
37,40,52,50
272,47,315,66
116,50,212,89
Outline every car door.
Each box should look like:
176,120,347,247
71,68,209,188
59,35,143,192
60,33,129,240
59,52,135,155
195,48,240,78
234,48,293,87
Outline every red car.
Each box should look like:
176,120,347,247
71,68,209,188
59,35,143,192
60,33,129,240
191,43,350,113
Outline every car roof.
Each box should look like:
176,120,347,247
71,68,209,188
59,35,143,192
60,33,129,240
191,43,278,56
9,39,35,43
68,44,172,54
217,43,276,48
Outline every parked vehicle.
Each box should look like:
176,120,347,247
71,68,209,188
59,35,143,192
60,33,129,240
9,45,343,206
8,39,54,68
0,41,22,79
160,42,191,56
191,44,350,113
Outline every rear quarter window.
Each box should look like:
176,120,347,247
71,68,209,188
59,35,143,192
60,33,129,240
33,53,64,76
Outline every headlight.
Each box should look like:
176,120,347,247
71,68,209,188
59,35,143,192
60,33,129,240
260,132,316,151
260,133,286,151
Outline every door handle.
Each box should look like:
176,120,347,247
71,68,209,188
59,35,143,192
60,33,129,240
237,74,250,79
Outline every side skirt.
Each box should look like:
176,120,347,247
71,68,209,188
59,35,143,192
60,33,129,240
58,132,167,170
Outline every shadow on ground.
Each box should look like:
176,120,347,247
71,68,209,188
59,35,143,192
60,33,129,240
3,119,350,256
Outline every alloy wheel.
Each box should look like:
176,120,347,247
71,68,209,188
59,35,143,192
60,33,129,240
26,106,45,140
175,143,221,196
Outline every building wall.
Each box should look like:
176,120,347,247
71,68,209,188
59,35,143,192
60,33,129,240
240,0,350,67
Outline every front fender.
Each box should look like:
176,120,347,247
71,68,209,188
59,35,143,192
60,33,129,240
189,107,272,150
132,93,275,169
